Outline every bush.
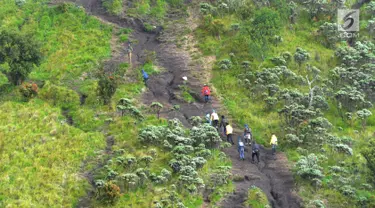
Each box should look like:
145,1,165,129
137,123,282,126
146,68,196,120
334,144,353,155
246,186,270,208
98,75,117,105
19,82,38,99
97,181,121,204
295,154,324,180
39,81,80,109
0,30,42,85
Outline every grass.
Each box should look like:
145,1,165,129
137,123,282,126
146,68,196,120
0,100,105,207
102,0,123,15
245,186,270,208
0,1,112,84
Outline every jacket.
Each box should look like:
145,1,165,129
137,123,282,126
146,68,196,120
238,141,245,152
252,143,260,152
226,125,233,135
142,70,149,80
220,118,227,127
201,86,211,95
270,135,278,145
211,112,219,121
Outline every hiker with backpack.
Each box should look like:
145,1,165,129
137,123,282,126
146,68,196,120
225,122,234,145
219,115,227,135
205,113,211,125
270,133,278,155
251,140,260,163
141,69,149,85
243,124,252,146
210,109,219,129
238,136,245,160
201,84,211,103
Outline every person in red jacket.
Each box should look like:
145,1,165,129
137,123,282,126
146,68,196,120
201,84,211,103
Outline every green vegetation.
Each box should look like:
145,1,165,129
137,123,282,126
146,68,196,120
0,100,105,207
245,186,270,208
102,0,123,15
195,0,375,207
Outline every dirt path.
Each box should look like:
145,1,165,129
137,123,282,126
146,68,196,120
58,0,302,207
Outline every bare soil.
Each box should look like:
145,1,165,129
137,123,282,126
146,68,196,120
54,0,303,207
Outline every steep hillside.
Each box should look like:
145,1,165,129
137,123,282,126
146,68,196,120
1,0,375,207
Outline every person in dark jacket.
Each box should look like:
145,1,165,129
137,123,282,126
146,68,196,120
251,140,260,163
219,115,227,135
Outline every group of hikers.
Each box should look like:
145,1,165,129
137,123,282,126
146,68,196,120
203,84,278,163
141,72,278,163
206,108,278,163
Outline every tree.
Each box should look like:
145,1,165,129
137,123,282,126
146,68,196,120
116,98,144,120
305,65,321,109
356,109,372,130
150,102,163,119
0,30,42,85
294,47,310,69
241,61,250,72
366,1,375,17
301,0,328,20
318,22,344,48
98,75,117,105
362,137,375,176
295,153,324,180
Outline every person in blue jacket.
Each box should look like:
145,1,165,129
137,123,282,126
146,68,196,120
141,69,149,84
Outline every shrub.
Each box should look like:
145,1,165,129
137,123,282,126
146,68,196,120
295,154,324,180
98,75,117,105
334,144,353,155
361,138,375,175
140,155,153,167
98,181,121,204
294,47,310,68
190,124,221,148
39,81,80,108
246,186,270,208
0,30,42,85
307,199,325,208
189,116,202,126
19,82,38,99
285,134,303,145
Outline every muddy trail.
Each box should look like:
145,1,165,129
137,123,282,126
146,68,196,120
60,0,302,207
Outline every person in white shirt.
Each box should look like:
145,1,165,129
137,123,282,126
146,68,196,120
210,109,219,129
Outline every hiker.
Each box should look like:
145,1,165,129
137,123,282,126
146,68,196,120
251,140,260,163
141,69,149,84
201,84,211,103
238,136,245,160
210,110,219,129
126,41,133,65
219,115,227,135
243,124,252,146
226,122,234,145
205,113,211,125
270,133,278,155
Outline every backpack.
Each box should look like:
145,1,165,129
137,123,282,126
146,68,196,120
245,126,251,133
204,89,209,95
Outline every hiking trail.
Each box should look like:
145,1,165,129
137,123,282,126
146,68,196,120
58,0,302,207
